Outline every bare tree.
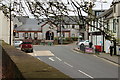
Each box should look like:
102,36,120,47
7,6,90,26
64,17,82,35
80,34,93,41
0,0,119,53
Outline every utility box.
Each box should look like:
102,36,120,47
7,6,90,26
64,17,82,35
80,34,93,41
95,45,102,52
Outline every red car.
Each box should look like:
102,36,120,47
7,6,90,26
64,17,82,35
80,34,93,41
20,41,33,53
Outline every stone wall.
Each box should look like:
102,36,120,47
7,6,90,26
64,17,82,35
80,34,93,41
1,41,72,80
2,46,24,79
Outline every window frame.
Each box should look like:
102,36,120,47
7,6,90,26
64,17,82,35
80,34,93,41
113,19,116,33
24,32,28,38
15,32,19,38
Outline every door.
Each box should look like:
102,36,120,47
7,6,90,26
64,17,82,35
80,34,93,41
46,31,54,40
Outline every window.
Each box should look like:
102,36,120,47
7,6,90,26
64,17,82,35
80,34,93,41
96,19,98,28
62,26,65,29
114,5,116,13
62,32,65,38
24,33,28,39
93,20,95,31
66,25,68,29
95,11,104,16
90,26,92,31
113,19,116,33
72,34,75,37
72,25,75,29
34,32,38,40
107,20,109,30
14,24,17,29
29,33,32,39
15,32,19,38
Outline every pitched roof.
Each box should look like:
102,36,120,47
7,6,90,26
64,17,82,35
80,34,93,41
97,8,113,18
112,0,120,3
15,18,45,31
49,16,84,25
112,0,120,5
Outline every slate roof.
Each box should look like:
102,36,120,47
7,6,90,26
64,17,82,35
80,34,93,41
112,0,120,5
15,17,46,31
15,16,80,32
49,16,84,25
97,8,113,18
98,0,120,19
112,0,120,3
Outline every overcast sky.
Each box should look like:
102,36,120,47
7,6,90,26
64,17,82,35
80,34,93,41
63,0,113,16
93,0,113,10
0,0,114,17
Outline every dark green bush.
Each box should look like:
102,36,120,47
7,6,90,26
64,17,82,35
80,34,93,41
71,37,78,41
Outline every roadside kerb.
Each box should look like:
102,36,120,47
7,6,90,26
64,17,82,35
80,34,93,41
73,48,120,65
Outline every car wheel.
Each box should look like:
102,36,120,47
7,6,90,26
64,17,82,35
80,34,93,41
31,49,33,53
81,43,84,46
21,49,23,51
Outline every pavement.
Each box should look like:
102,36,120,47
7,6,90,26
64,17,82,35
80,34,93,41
74,48,120,65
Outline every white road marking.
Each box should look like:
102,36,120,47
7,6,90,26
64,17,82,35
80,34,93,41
49,57,55,61
17,48,21,50
64,62,73,68
34,53,37,56
33,50,37,56
37,57,42,61
56,57,62,61
78,70,94,79
35,50,54,56
93,55,119,67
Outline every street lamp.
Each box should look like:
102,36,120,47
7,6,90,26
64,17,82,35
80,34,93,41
9,0,12,45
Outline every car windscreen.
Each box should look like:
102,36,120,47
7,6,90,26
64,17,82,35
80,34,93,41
80,40,84,42
22,42,32,44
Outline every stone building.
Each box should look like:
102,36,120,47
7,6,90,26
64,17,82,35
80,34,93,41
89,0,120,55
14,16,81,41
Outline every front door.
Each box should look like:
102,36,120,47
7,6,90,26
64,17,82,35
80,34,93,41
46,31,54,40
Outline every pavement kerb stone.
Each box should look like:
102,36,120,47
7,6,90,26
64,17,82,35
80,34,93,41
73,48,95,54
96,54,120,65
73,48,120,65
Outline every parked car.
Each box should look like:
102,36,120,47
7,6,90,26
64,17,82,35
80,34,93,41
20,41,33,53
78,40,89,46
14,41,23,47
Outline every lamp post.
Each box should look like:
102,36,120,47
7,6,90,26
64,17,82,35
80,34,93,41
9,0,12,45
59,15,63,45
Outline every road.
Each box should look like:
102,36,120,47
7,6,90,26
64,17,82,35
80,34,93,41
30,44,118,79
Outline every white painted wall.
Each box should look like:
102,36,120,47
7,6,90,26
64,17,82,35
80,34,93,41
0,10,13,45
0,11,3,41
70,29,79,37
42,23,57,39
